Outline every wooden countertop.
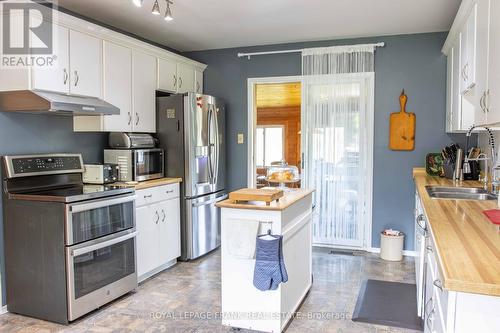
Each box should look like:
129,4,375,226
413,168,500,296
216,188,314,211
112,177,182,190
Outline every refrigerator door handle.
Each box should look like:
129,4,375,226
192,194,228,207
213,104,220,187
207,106,214,183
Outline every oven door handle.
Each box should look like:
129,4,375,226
70,195,137,213
71,231,138,257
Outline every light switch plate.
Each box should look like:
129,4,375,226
237,133,244,144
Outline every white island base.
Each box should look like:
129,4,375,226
217,189,314,333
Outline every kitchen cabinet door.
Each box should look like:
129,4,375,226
459,4,477,94
177,64,195,93
31,25,70,94
136,205,159,278
132,50,156,133
69,30,102,98
102,42,133,132
158,198,181,264
195,70,203,94
468,0,488,126
158,58,177,93
486,0,500,124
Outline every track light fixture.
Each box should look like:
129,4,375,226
151,0,160,15
132,0,174,21
132,0,143,7
164,0,173,21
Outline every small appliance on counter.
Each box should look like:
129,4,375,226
104,133,164,182
83,163,119,184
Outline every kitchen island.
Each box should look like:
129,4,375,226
216,188,314,333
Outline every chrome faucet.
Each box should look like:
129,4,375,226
464,125,499,193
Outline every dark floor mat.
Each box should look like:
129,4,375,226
352,279,423,331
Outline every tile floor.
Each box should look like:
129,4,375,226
0,248,420,333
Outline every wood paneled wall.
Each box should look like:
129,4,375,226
257,106,301,167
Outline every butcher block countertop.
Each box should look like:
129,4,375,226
113,177,182,190
216,188,314,211
413,168,500,296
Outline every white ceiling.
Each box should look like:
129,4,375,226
55,0,461,52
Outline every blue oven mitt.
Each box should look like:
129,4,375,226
253,234,288,291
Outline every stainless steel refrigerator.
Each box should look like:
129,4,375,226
157,93,227,260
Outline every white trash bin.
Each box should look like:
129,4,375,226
380,230,404,261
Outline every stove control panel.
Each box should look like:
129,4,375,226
4,154,84,178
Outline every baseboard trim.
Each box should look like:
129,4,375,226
367,247,417,257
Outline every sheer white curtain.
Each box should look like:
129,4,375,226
302,45,375,247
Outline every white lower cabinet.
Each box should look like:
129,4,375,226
135,183,181,281
417,194,500,333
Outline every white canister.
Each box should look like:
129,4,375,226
380,231,404,261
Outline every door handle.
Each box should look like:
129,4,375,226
71,230,137,257
74,70,79,86
63,69,68,85
192,194,228,207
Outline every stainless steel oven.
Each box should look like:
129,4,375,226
65,194,137,321
104,148,164,182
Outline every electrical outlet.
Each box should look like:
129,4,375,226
237,133,244,144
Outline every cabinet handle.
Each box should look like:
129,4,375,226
143,194,152,199
74,70,79,86
166,190,174,194
173,75,177,88
161,209,166,222
433,279,443,292
416,214,426,231
480,91,486,113
485,89,490,113
196,81,200,93
426,307,435,330
155,211,159,224
63,69,68,85
464,63,469,81
426,245,433,253
135,112,140,126
179,77,183,88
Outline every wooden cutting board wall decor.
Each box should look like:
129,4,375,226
389,90,416,151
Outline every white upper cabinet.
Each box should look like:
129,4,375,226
459,3,477,94
102,42,132,132
132,50,157,133
69,30,102,98
485,0,500,124
31,25,70,94
158,58,177,93
177,64,195,94
443,0,500,131
195,69,203,94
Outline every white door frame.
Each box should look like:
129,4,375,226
246,74,374,251
247,76,303,188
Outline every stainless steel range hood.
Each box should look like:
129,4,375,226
0,90,120,115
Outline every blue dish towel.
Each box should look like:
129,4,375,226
253,234,288,291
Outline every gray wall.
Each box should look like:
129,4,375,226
185,32,469,251
0,112,107,304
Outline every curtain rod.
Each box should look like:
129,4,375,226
237,42,385,59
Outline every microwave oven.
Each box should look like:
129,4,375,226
104,148,164,182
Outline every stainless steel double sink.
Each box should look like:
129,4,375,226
425,186,497,201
